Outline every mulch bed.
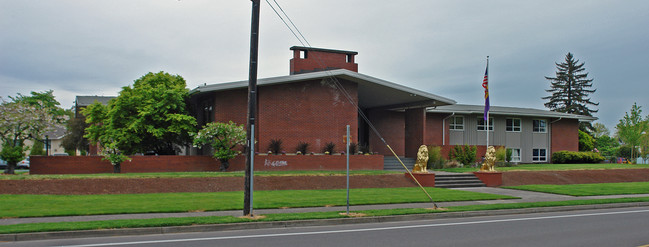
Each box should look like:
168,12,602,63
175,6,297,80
1,169,648,195
502,169,649,186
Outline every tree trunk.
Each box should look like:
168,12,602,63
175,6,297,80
219,159,230,172
4,163,16,174
113,163,121,173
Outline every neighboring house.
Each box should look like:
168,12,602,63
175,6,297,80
189,46,596,162
23,126,67,155
74,96,115,118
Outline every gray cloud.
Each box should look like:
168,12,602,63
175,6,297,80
1,0,647,132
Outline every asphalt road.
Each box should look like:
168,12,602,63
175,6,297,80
3,207,649,247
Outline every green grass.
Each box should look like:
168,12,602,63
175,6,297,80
504,182,649,196
1,196,647,234
0,187,515,218
0,170,401,180
434,163,649,173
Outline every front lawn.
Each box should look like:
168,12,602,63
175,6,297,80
434,163,649,173
0,187,516,218
504,182,649,196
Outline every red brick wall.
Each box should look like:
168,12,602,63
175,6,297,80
290,50,358,74
426,113,446,146
212,89,248,126
369,109,404,156
405,108,426,158
551,118,579,154
30,155,383,174
258,79,358,154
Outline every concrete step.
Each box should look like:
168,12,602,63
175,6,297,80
434,173,485,188
383,157,415,171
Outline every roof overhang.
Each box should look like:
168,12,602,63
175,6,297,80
428,104,598,122
191,69,456,110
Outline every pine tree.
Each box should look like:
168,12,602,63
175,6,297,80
543,53,599,117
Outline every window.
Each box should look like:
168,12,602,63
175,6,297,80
449,116,464,130
508,148,521,162
533,119,547,133
477,117,494,131
533,148,547,162
506,118,521,132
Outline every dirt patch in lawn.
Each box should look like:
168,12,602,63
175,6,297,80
502,169,649,186
2,169,648,195
0,174,415,195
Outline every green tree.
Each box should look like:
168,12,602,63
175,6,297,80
61,116,90,155
83,72,197,157
192,121,246,171
595,135,620,160
543,53,599,130
578,130,595,151
615,103,649,161
0,97,61,174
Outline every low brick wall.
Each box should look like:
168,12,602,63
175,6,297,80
30,154,384,174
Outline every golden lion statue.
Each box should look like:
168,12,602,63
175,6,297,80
480,146,497,172
412,145,429,173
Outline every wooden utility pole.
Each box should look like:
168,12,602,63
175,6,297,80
244,0,260,216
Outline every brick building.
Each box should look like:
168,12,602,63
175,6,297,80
189,46,595,163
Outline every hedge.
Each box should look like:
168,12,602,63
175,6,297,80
551,151,605,164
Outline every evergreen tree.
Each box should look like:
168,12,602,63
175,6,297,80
543,53,598,129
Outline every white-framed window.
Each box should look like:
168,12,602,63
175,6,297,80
533,119,547,133
508,148,521,162
477,117,494,131
532,148,547,162
506,118,521,132
450,116,464,130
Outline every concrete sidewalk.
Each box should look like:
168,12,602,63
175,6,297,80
2,187,648,226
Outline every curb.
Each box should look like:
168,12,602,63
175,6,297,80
2,201,649,242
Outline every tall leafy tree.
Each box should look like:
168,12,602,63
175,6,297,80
591,122,610,138
615,103,648,161
83,71,197,159
0,97,62,174
543,53,599,130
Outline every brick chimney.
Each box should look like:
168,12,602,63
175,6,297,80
289,46,358,75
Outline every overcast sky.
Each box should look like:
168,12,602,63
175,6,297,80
1,0,647,131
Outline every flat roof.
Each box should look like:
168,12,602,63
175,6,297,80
428,104,598,122
191,69,456,110
290,46,358,55
75,96,115,107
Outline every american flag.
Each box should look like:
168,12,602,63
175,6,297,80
482,59,490,121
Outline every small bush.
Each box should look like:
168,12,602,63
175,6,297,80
358,144,370,154
444,160,463,168
551,151,605,164
426,145,445,169
295,142,309,154
268,139,283,155
495,147,507,162
448,145,477,166
323,142,336,154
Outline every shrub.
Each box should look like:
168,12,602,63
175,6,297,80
268,139,283,155
358,143,370,154
448,145,477,166
495,147,507,162
551,151,605,164
295,141,309,154
578,130,595,151
426,145,445,169
506,148,513,162
444,160,463,168
348,143,358,155
323,142,336,154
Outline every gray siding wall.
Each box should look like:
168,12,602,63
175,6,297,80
446,114,550,163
